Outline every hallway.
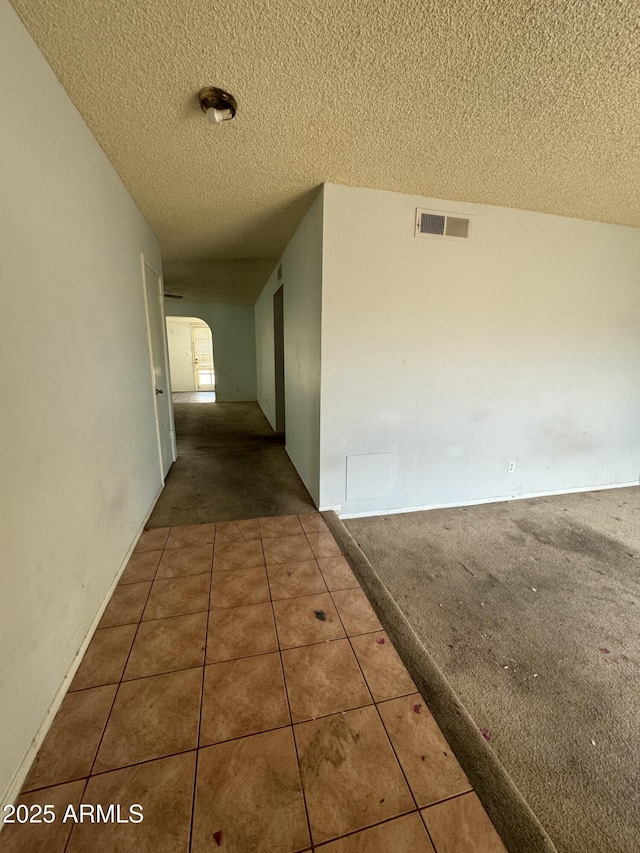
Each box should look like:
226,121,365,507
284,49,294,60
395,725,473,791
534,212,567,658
1,515,505,853
1,375,511,853
148,400,316,528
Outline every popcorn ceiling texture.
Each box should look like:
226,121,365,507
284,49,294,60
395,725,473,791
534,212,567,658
10,0,640,302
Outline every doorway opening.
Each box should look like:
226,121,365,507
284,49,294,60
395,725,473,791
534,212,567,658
273,285,285,435
166,316,216,401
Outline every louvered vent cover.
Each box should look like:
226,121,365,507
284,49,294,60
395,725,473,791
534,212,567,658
420,213,445,235
415,209,473,241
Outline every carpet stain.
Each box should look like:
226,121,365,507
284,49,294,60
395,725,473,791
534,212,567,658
514,517,632,562
148,401,315,526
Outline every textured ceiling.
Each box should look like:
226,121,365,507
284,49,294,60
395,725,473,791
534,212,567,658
11,0,640,303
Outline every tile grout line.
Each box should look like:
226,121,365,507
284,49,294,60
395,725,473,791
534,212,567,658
295,557,422,848
21,749,200,795
353,659,435,845
264,528,316,852
299,537,422,849
62,780,90,852
311,809,422,849
324,522,480,850
23,708,370,795
265,554,330,600
182,719,295,756
139,534,214,622
302,556,422,843
35,522,318,848
73,537,409,681
422,787,477,811
69,662,203,692
187,527,215,852
60,520,440,851
94,627,412,688
199,526,446,820
62,528,172,852
21,689,425,797
325,533,442,852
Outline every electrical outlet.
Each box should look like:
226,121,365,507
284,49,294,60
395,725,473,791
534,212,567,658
507,460,516,473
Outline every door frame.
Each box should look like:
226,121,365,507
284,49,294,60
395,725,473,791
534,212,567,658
190,322,216,392
141,255,177,480
273,284,285,434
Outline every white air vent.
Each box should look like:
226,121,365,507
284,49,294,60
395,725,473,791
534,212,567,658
415,209,473,242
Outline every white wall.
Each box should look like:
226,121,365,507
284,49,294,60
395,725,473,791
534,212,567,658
254,190,323,504
167,301,256,401
166,317,198,391
320,183,640,514
0,0,163,805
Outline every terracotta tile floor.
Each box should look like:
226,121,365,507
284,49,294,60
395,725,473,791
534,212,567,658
1,514,507,853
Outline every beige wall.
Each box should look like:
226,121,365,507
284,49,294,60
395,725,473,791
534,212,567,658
0,0,163,806
320,183,640,514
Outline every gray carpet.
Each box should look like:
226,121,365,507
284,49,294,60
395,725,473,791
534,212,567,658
344,487,640,853
148,401,315,527
323,511,556,853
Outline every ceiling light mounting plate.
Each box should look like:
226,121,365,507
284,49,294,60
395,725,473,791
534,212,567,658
198,87,237,123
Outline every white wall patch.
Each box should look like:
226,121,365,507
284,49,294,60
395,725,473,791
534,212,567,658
346,453,392,501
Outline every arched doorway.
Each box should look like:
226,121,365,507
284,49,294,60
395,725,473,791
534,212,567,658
166,316,215,398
